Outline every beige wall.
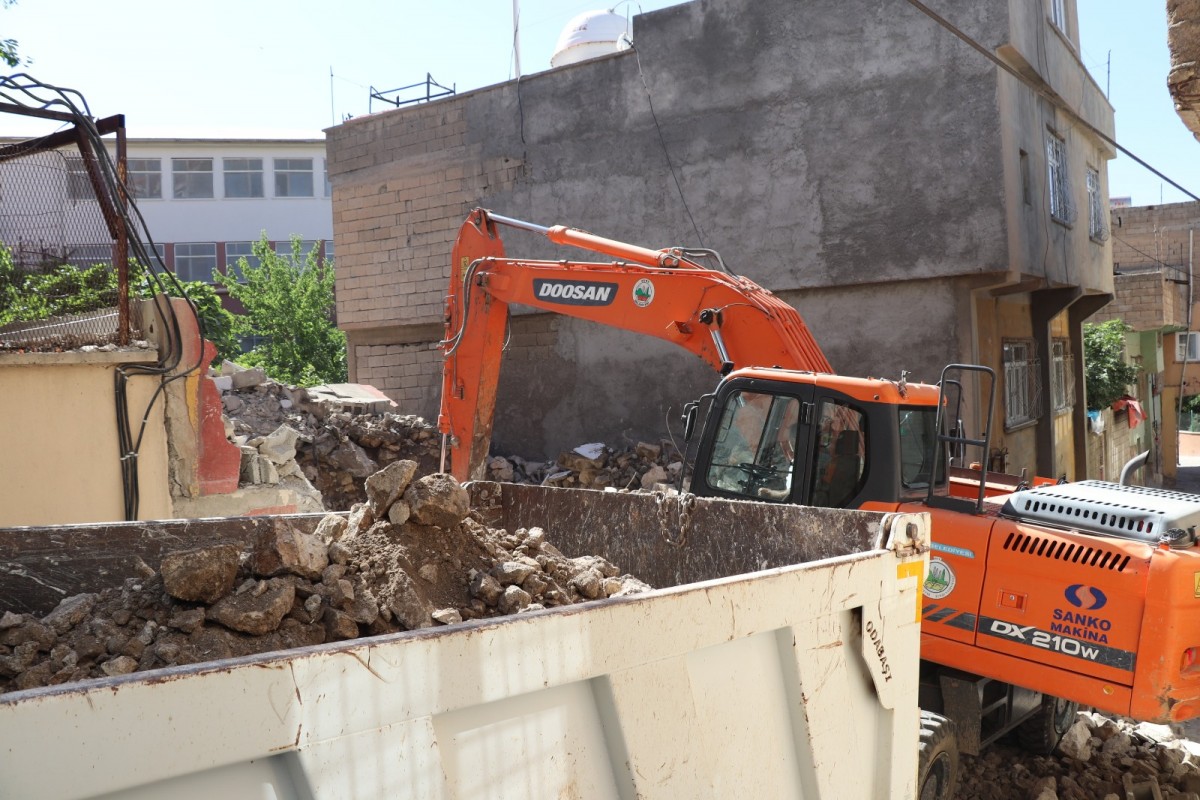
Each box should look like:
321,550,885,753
0,351,171,526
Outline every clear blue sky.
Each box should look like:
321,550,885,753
3,0,1196,206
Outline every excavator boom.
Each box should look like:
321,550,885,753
439,208,832,480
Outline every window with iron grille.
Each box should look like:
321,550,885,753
174,242,217,283
128,158,162,199
223,158,263,198
64,156,95,201
1087,167,1105,241
1004,340,1041,428
1046,131,1070,224
172,158,213,199
1051,339,1075,413
274,158,313,198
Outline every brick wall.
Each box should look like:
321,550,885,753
329,101,524,331
1090,271,1187,331
1110,201,1199,274
352,341,444,411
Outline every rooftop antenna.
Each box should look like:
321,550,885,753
512,0,521,78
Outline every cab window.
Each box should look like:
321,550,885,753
706,391,801,501
809,400,867,508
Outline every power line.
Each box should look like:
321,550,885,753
901,0,1200,203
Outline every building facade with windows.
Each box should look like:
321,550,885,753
1092,200,1199,481
1,136,333,288
327,0,1114,479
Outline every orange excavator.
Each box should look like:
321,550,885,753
439,208,1200,796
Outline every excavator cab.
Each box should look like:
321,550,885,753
687,368,949,509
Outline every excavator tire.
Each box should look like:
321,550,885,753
917,710,959,800
1014,694,1079,755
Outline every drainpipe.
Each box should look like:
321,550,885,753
1178,228,1194,458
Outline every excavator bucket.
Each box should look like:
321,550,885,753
468,482,911,587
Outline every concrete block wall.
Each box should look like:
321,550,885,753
326,0,1112,458
1090,271,1187,331
1110,201,1200,272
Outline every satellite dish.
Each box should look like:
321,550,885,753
550,10,631,68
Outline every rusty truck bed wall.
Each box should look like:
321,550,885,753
0,485,889,616
468,482,887,588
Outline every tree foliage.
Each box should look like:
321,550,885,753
0,243,240,361
1082,319,1139,410
214,235,346,387
2,0,24,67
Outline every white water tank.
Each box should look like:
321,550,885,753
550,10,631,68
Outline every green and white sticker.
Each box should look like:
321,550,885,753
923,556,956,600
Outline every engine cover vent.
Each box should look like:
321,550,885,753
1001,530,1132,572
1000,480,1200,543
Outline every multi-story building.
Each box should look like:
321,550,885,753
327,0,1115,479
0,136,333,287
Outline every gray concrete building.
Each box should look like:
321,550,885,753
327,0,1114,480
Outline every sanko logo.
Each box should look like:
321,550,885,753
533,280,618,307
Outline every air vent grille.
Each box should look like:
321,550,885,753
1002,530,1132,572
1000,480,1200,543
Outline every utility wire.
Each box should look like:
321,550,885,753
901,0,1200,202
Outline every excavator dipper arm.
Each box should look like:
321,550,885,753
439,208,832,480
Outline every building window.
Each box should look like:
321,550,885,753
172,158,214,199
323,159,331,198
174,242,217,283
1086,167,1105,241
224,241,260,281
1003,340,1041,428
1050,0,1067,32
65,243,115,268
127,158,162,199
276,239,318,265
274,158,313,197
1046,132,1070,224
64,156,95,201
1020,150,1031,206
1051,339,1075,413
1177,332,1200,363
223,158,263,198
322,239,335,262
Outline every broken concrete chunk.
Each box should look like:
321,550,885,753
387,500,411,526
492,561,537,586
469,571,504,606
431,608,463,625
313,513,349,544
499,585,532,615
365,459,419,515
258,425,301,465
42,594,98,635
1056,720,1095,762
323,608,360,640
161,545,241,604
569,568,605,600
0,612,23,630
229,367,267,390
207,578,295,636
251,526,329,581
634,442,662,460
166,608,206,634
640,465,669,490
101,656,139,677
488,457,515,482
345,503,375,538
404,473,470,529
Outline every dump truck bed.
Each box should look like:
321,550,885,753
0,485,928,799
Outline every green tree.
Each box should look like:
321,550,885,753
0,242,240,361
2,0,24,68
214,235,346,386
1082,319,1140,410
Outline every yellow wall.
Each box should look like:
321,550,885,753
0,351,171,526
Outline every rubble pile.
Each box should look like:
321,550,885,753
957,713,1200,800
215,367,440,510
487,439,686,491
0,464,650,694
215,365,688,508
